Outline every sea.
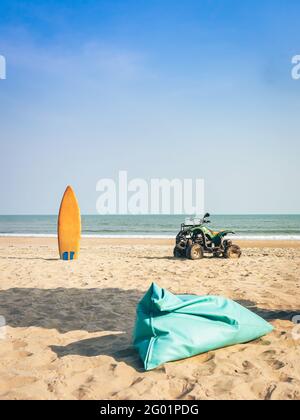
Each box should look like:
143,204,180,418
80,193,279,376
0,215,299,240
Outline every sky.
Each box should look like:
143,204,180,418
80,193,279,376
0,0,299,214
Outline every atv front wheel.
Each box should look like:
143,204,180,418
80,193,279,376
173,246,185,258
224,245,242,259
187,244,204,260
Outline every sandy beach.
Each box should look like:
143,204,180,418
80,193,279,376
0,237,299,400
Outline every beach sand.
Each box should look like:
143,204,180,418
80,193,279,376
0,237,299,400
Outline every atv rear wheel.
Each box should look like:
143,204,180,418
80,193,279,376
187,243,204,260
224,244,242,259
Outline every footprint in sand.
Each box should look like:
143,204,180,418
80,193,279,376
192,354,217,377
261,349,276,357
268,360,285,370
264,383,277,400
261,350,285,370
13,340,28,350
242,360,254,370
279,373,294,383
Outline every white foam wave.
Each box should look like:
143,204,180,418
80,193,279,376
0,233,300,240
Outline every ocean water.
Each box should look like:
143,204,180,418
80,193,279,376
0,215,299,240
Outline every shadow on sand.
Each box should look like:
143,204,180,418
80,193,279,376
138,255,213,260
50,333,144,369
0,256,59,261
237,300,300,322
0,288,298,369
0,287,145,369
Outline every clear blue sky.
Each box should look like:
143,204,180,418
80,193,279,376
0,0,299,214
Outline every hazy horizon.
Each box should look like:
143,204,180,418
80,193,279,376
0,213,300,216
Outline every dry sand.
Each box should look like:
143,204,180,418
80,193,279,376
0,237,299,400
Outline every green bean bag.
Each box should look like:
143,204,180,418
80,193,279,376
133,283,273,370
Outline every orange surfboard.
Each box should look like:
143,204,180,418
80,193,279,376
58,186,81,260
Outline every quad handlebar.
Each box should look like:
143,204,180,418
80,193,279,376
182,213,211,229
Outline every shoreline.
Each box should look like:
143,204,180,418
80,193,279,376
1,234,300,240
1,236,300,248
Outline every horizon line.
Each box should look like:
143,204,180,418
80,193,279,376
0,213,300,217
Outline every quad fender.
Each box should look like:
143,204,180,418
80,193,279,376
217,230,235,238
211,230,235,247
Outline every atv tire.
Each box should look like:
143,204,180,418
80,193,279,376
173,246,185,258
185,240,193,257
224,244,242,259
187,243,204,260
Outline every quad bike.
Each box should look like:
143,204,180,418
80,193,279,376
173,213,242,260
